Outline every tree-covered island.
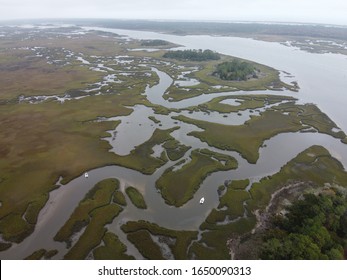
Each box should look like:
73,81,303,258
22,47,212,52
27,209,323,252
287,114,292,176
163,49,221,61
213,59,259,81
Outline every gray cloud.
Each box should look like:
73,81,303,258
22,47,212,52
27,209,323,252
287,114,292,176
0,0,346,25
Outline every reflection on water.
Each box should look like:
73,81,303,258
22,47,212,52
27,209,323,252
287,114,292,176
104,105,157,156
174,78,200,87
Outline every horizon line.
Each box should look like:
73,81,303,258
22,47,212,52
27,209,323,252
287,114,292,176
0,18,346,28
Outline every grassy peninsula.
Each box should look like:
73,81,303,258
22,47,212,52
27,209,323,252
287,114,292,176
156,149,238,206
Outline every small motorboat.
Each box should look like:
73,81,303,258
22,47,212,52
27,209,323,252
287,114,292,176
84,172,89,178
199,197,205,204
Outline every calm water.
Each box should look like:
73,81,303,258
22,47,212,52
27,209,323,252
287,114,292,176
86,27,347,131
2,26,347,259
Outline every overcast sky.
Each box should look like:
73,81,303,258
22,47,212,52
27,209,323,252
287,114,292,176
0,0,346,26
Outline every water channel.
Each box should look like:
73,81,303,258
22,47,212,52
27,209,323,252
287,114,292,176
1,26,347,259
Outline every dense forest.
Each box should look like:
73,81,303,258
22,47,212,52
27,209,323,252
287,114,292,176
213,60,257,81
163,49,220,61
260,190,347,260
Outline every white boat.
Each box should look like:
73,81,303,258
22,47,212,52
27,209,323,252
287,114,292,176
199,197,205,204
84,172,89,178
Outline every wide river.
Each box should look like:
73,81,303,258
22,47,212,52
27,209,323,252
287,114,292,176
1,26,347,259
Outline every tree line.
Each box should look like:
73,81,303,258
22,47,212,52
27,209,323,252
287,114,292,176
213,60,257,81
260,190,347,260
163,49,221,61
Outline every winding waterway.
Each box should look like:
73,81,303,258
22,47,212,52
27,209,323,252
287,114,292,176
1,26,347,259
86,27,347,132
